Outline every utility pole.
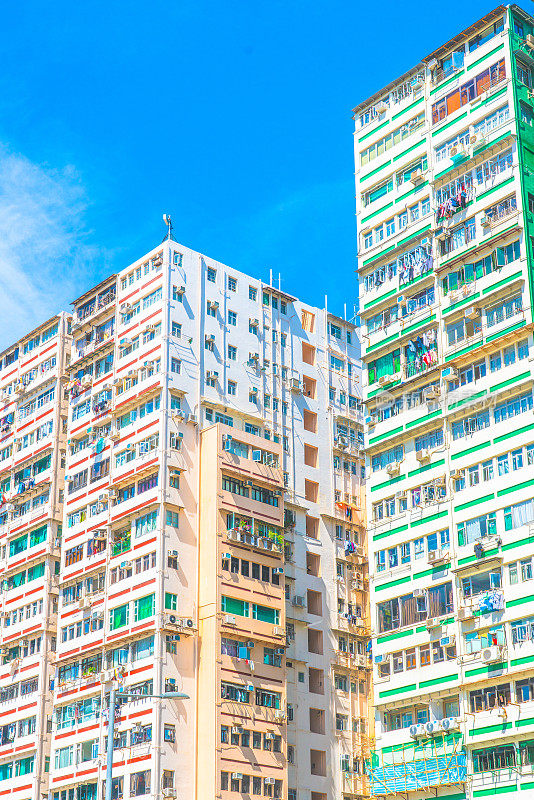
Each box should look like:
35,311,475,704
104,686,189,800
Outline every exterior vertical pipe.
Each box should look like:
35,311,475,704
105,685,116,800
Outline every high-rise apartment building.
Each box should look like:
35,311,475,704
355,4,534,798
26,238,368,800
0,313,71,797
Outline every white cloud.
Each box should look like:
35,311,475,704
0,145,103,349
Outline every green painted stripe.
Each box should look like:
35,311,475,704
490,370,531,394
473,785,516,797
361,201,394,224
366,332,400,353
358,120,389,143
469,722,512,737
406,409,442,429
458,547,499,567
485,319,526,343
521,782,534,792
451,441,492,461
410,510,448,528
511,654,534,667
482,270,523,295
362,244,396,269
408,458,446,478
429,70,465,96
391,97,424,122
502,534,534,554
448,389,486,410
367,379,402,399
444,340,484,362
443,292,481,316
359,159,392,183
363,286,397,309
466,43,505,72
507,593,534,609
465,661,508,678
372,523,409,542
377,627,414,645
392,137,427,162
494,420,534,444
370,475,405,493
516,716,534,728
396,182,429,205
431,111,469,139
477,85,508,108
400,314,436,336
374,575,411,592
498,476,534,497
378,682,417,698
454,493,494,512
477,176,516,202
419,673,458,689
413,564,451,580
396,224,432,249
368,425,404,445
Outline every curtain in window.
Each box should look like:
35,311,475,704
512,498,534,529
30,525,47,547
135,595,155,622
110,605,129,630
133,637,154,660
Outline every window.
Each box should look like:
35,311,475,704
130,770,151,796
171,358,181,374
517,59,532,88
228,310,237,326
432,59,505,125
171,322,181,338
227,380,236,396
207,267,216,282
249,286,257,300
228,277,237,291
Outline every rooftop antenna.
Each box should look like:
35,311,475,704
162,214,175,242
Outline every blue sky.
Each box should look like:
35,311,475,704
0,0,495,345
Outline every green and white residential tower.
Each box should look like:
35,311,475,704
354,4,534,798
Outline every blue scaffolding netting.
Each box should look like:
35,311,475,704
369,753,467,795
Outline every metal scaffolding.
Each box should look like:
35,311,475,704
367,733,467,796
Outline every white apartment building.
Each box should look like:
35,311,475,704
0,313,71,798
39,236,367,800
355,4,534,799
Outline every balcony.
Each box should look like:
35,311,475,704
226,527,283,556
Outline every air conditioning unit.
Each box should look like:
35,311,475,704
127,369,137,377
99,669,114,683
275,647,285,655
428,549,447,564
186,414,197,425
119,560,132,570
425,721,438,735
81,374,92,386
248,352,259,362
162,790,177,799
375,100,388,114
409,170,424,185
290,377,301,392
224,615,236,625
437,229,451,241
272,626,284,637
480,214,491,227
78,596,91,609
426,617,440,630
231,773,243,781
451,469,464,480
464,306,480,322
416,448,431,463
264,777,276,785
481,646,503,664
441,717,460,732
424,386,441,401
440,635,455,647
378,375,390,386
292,595,305,608
374,653,391,665
386,462,401,476
412,588,425,597
458,606,474,621
442,366,458,380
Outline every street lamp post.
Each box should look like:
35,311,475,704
104,687,189,800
